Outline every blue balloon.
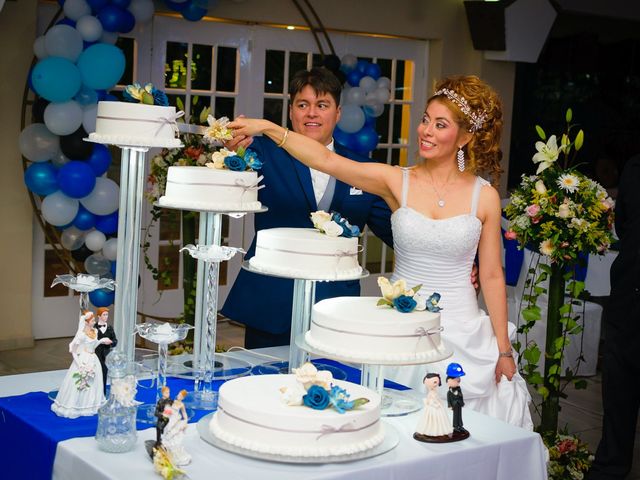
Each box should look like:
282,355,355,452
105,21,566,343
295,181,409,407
110,260,116,277
165,0,189,12
95,211,119,234
182,2,207,21
87,0,109,12
74,86,98,105
364,113,377,128
352,125,379,153
72,204,97,230
87,144,112,176
89,287,115,307
56,18,76,27
333,127,357,151
356,60,369,74
346,69,364,87
364,63,381,80
24,162,59,196
110,0,131,9
31,57,82,102
97,5,128,32
77,43,126,90
57,160,97,198
118,9,136,33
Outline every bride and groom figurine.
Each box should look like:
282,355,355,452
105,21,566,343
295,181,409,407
51,310,115,418
154,387,191,466
414,363,470,443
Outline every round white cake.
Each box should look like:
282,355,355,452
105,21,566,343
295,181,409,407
209,374,384,457
87,101,183,148
157,166,263,211
306,296,446,363
248,228,363,280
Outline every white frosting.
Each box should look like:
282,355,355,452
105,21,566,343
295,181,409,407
158,166,263,212
87,101,183,148
306,297,445,362
209,374,384,457
249,228,363,280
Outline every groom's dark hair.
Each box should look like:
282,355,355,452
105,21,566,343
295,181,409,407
289,67,342,106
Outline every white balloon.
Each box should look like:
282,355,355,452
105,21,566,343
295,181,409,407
75,15,103,42
100,30,118,45
41,191,79,226
377,76,391,90
63,0,91,21
18,123,59,162
337,104,365,133
359,76,377,94
85,229,107,252
61,226,87,250
80,177,120,215
84,253,111,276
345,86,366,106
44,100,83,136
44,25,83,62
341,54,357,69
128,0,155,23
33,36,48,60
51,149,71,168
102,237,118,261
364,102,385,118
82,104,98,134
372,87,390,104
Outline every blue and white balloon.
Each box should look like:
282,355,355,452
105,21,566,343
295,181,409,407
19,123,60,162
44,25,84,62
41,191,80,226
63,0,92,21
44,100,83,136
337,104,365,133
80,177,119,215
76,15,103,42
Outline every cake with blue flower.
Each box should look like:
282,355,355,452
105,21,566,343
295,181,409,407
209,364,383,458
305,278,447,363
87,83,183,148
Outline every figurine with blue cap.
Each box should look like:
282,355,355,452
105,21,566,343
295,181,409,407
446,362,470,439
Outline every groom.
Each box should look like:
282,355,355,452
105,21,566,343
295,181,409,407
94,307,117,394
221,67,394,348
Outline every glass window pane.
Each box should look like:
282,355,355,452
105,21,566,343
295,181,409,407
376,58,392,82
214,97,235,120
45,250,69,297
392,104,411,145
167,94,187,114
265,50,285,93
216,47,237,92
376,104,391,144
371,148,388,164
288,52,308,87
192,44,213,91
190,95,211,125
391,148,403,166
165,42,189,89
157,245,179,290
311,53,323,68
115,37,134,86
159,209,180,241
395,59,414,101
263,98,283,125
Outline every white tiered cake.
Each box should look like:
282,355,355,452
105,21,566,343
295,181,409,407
306,296,445,363
248,228,362,280
87,101,183,148
209,374,384,457
157,166,263,211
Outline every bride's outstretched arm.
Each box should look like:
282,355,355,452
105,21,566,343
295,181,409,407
228,118,398,206
476,185,516,383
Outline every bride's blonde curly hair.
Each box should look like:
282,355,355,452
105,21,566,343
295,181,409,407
428,75,503,185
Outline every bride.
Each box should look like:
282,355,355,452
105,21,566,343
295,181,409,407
51,310,113,418
228,75,533,429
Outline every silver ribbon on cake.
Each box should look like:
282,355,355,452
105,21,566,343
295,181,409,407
95,110,185,138
414,325,444,351
316,422,357,440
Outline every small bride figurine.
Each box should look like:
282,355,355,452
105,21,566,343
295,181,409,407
161,389,191,466
51,310,113,418
413,372,454,443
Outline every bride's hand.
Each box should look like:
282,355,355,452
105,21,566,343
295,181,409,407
495,356,517,383
228,117,271,139
223,115,254,151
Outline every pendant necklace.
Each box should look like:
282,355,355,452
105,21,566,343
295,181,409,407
426,170,456,208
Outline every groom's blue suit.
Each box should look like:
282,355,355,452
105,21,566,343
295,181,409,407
221,136,393,336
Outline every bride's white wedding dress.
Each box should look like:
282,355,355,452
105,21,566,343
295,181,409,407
386,170,533,430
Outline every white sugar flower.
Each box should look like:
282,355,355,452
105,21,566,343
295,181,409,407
204,115,233,143
310,210,332,230
557,173,580,193
377,277,407,301
413,293,427,311
321,220,343,237
532,135,564,174
540,239,555,256
280,384,306,406
293,362,319,388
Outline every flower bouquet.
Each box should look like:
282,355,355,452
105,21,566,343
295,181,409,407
310,210,360,238
73,364,95,391
504,109,615,436
376,277,441,314
546,432,594,480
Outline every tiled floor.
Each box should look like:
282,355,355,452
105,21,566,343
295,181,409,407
1,320,639,478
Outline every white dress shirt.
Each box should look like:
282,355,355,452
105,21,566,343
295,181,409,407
309,140,334,207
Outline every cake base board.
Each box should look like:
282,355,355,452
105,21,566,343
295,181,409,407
155,202,269,215
242,260,370,282
196,413,399,464
295,337,454,366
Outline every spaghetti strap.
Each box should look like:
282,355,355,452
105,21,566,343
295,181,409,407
401,167,410,208
470,176,489,216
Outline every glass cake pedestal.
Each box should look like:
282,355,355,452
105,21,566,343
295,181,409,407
241,261,369,374
156,204,268,410
296,337,453,417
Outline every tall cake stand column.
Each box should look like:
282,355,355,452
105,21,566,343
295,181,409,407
114,146,149,362
288,279,316,373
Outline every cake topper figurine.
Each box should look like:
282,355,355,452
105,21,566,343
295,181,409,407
160,389,191,466
94,307,117,395
446,362,470,440
413,372,454,443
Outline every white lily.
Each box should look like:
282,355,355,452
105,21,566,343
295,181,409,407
310,210,332,230
532,135,564,174
413,293,427,311
377,277,407,301
321,220,343,237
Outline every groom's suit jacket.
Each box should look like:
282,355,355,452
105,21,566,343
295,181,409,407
221,136,393,334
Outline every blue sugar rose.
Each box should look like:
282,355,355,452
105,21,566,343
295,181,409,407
224,155,247,172
393,294,417,313
303,385,330,410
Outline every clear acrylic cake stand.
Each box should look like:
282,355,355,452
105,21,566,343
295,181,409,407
296,337,453,417
157,205,267,410
241,261,369,373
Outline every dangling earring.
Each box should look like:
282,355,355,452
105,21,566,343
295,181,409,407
457,146,465,172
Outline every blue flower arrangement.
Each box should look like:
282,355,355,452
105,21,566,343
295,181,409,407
310,210,361,238
376,276,442,314
123,83,169,107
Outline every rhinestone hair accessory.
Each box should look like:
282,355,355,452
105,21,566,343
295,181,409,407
433,88,487,133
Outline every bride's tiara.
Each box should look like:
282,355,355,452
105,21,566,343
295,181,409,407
433,88,487,133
